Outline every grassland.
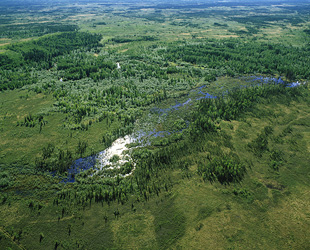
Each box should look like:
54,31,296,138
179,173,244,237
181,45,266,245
0,89,123,166
0,1,310,249
1,86,309,249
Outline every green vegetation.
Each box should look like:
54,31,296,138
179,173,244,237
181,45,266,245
0,0,310,249
163,40,310,80
0,32,102,90
0,23,78,39
198,155,246,185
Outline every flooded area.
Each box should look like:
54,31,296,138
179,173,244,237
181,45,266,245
64,135,141,182
63,76,302,183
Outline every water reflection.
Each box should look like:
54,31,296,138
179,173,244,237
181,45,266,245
63,76,303,182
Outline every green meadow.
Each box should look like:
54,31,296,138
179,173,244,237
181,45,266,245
0,1,310,249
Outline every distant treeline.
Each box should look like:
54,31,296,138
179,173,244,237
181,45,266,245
0,23,78,39
0,31,102,91
111,36,157,43
8,32,102,67
161,39,310,80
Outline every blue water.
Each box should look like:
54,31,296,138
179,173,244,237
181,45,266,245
244,76,285,85
244,76,303,88
148,129,172,138
150,98,193,116
62,155,97,183
196,91,217,100
287,81,302,88
151,87,216,116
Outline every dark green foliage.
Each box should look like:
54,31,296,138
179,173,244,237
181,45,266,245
233,188,254,203
0,31,102,91
17,114,47,129
269,149,284,171
41,144,55,161
263,126,273,136
0,2,309,249
35,143,73,173
0,70,38,91
0,51,23,70
120,162,134,175
247,125,275,157
110,155,120,163
162,39,310,79
198,155,247,185
0,172,12,188
213,22,228,27
230,15,304,26
0,23,78,39
58,56,116,81
76,141,88,158
39,232,44,243
55,240,60,250
9,31,102,67
248,130,269,157
111,36,157,43
282,125,293,136
191,83,305,140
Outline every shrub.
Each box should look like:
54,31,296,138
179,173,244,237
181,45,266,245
0,172,12,188
198,155,247,185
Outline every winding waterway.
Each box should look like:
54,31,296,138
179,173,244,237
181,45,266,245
63,77,304,182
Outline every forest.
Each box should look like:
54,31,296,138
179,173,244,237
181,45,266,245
0,0,310,249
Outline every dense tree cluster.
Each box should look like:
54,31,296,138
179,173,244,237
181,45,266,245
0,70,37,90
0,32,102,91
162,39,310,80
9,31,102,68
35,143,75,173
57,55,117,81
0,23,78,39
198,155,246,185
111,36,157,43
190,82,305,138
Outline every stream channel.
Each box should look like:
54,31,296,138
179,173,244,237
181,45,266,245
62,77,302,182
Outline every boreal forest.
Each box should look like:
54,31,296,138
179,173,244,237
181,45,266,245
0,0,309,249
